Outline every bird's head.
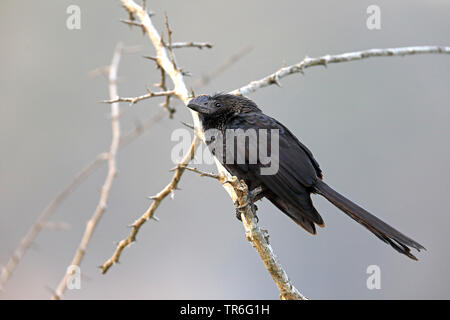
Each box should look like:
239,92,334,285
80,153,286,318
187,93,260,119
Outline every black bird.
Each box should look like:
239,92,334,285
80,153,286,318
187,93,425,260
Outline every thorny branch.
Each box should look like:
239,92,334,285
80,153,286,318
179,167,307,300
163,13,177,71
101,0,305,300
100,0,210,274
100,136,199,274
108,10,214,117
232,46,450,96
100,6,253,276
168,42,213,50
51,43,124,300
226,178,307,300
102,89,176,105
179,166,222,180
0,44,250,293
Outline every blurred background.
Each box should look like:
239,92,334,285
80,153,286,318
0,0,449,299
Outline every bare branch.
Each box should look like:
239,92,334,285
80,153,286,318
164,13,177,71
100,1,204,274
168,42,213,49
0,36,248,292
173,166,307,299
101,89,176,105
107,0,307,300
175,166,221,180
120,19,143,28
100,136,199,274
227,178,307,300
51,43,124,300
120,1,192,104
232,46,450,95
180,121,194,130
154,58,176,117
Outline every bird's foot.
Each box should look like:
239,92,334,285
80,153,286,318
234,199,259,222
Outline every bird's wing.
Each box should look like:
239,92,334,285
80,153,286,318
225,112,324,225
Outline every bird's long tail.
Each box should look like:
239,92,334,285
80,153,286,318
314,180,425,260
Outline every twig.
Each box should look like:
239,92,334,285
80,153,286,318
154,57,176,117
51,43,124,300
100,136,199,273
164,13,177,71
168,42,213,49
101,89,176,105
175,166,221,180
120,19,143,28
231,46,450,95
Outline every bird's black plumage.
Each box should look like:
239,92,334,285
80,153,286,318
187,93,425,260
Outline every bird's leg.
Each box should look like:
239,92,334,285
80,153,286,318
248,186,263,222
235,203,258,221
235,186,263,222
250,186,264,202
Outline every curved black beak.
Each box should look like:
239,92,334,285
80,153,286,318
187,95,212,114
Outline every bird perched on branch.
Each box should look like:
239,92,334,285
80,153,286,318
187,93,424,260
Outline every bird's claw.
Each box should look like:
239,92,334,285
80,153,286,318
234,200,259,222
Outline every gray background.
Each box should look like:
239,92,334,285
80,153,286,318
1,0,449,299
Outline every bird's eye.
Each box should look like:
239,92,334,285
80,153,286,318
214,102,222,108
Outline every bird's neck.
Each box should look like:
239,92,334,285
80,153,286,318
199,112,232,132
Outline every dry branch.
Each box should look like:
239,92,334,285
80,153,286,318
228,178,307,300
100,136,199,273
0,43,248,293
102,89,176,105
163,13,177,71
179,166,221,180
120,19,144,28
51,43,124,300
180,167,306,299
169,42,213,49
100,0,210,275
232,46,450,96
102,0,307,300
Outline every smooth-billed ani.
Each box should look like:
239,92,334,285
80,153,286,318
187,93,424,260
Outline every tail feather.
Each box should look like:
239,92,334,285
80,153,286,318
314,180,425,260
